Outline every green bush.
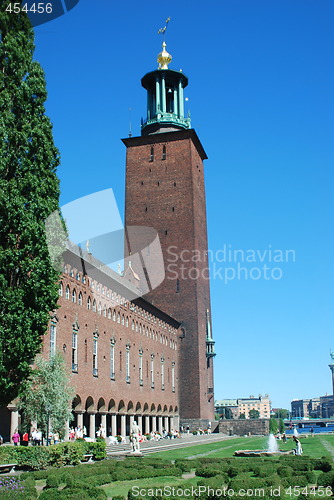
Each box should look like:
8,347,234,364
281,475,309,488
314,458,333,472
44,474,60,489
317,471,334,488
195,466,224,478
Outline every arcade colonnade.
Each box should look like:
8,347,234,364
72,395,179,438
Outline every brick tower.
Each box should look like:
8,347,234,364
123,42,216,423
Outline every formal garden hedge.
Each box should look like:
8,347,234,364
0,440,106,470
0,452,333,499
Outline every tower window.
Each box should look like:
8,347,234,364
176,279,180,293
174,182,176,187
157,181,160,186
141,181,144,185
172,207,175,212
150,147,154,162
165,230,168,235
145,207,148,212
162,145,166,160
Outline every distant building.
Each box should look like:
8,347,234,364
237,395,271,419
291,396,333,419
215,399,239,419
215,395,271,419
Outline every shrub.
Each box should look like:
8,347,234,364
281,475,309,488
44,475,60,489
314,458,333,472
317,471,334,488
195,466,224,478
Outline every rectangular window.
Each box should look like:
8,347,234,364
126,349,130,383
110,343,115,380
72,332,78,372
172,362,175,393
161,360,165,391
151,356,154,389
139,354,143,386
50,323,56,357
93,339,98,377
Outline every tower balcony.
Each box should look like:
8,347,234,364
141,113,191,135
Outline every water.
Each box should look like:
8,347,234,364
267,433,279,453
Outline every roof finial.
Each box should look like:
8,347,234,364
157,17,172,69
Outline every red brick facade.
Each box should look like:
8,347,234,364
123,129,215,421
42,246,180,438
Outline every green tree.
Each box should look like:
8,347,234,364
18,353,74,439
249,409,260,419
273,409,289,419
239,413,246,419
0,2,63,405
269,418,279,434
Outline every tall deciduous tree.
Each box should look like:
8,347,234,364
18,353,74,438
0,2,62,405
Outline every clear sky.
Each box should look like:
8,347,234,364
32,0,334,410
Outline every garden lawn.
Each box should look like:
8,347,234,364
150,435,334,460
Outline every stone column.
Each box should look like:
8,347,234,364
129,415,134,431
111,414,117,436
137,415,142,434
8,406,19,444
170,416,174,432
76,411,84,429
152,416,156,432
101,413,107,438
158,416,163,434
88,412,96,440
121,414,126,438
164,416,169,433
174,415,180,432
145,415,150,434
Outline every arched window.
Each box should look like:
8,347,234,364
113,310,116,321
59,282,63,296
65,286,70,300
126,317,129,328
108,308,112,319
131,320,135,331
150,146,154,162
78,292,83,306
117,312,120,323
135,322,138,332
121,315,125,326
93,300,97,313
162,145,166,160
72,289,76,303
103,305,106,317
87,296,91,310
98,302,102,315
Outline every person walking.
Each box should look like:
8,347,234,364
12,430,20,446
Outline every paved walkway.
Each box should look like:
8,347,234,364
106,433,235,457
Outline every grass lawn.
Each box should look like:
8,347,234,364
149,434,334,460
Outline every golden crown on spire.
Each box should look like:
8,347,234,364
157,42,172,69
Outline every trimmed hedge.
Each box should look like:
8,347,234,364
0,441,106,470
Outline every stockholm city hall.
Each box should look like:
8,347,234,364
1,41,216,440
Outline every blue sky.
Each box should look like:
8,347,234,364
33,0,334,410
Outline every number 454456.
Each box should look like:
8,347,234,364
6,3,53,14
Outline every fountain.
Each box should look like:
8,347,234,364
234,433,294,457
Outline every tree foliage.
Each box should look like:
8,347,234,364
249,409,260,419
0,2,62,404
18,353,75,438
269,418,279,434
238,413,246,419
273,409,289,419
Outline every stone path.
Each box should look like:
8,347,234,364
320,437,334,458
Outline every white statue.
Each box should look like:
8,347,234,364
130,421,141,453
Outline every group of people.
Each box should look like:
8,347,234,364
9,428,43,446
69,425,86,440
